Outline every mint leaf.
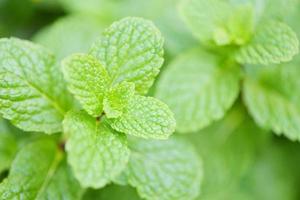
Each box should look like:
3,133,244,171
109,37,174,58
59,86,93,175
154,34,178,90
236,21,299,65
243,64,300,141
156,49,240,133
89,17,164,94
64,110,130,188
180,0,253,45
62,54,110,117
0,139,83,199
0,132,17,173
33,15,106,61
104,81,135,119
108,95,176,139
0,38,72,133
120,137,202,200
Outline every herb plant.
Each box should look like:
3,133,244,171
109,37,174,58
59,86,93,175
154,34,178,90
1,0,300,199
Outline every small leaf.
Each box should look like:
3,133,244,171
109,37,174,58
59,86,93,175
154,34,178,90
0,139,83,200
236,21,299,65
104,81,135,118
108,95,176,139
120,137,202,200
64,110,130,188
0,38,72,133
243,64,300,141
156,49,240,133
62,54,111,117
89,17,164,94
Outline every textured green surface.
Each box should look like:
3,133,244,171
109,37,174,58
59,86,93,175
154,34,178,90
243,64,300,141
120,137,202,200
64,110,130,188
62,54,110,117
89,17,164,94
0,139,82,200
0,38,72,133
108,95,176,139
180,0,253,45
104,82,135,119
236,21,299,65
156,49,240,133
33,15,106,61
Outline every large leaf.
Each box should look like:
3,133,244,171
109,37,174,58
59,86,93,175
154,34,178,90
0,139,83,200
89,17,164,94
156,49,240,133
0,38,72,133
236,21,299,65
62,54,110,117
243,64,300,141
119,136,202,200
0,132,17,173
64,110,130,188
108,95,176,139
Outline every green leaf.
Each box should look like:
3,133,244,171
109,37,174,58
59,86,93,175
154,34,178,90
108,95,176,139
89,17,164,94
156,49,240,133
0,38,72,133
64,110,130,188
0,139,83,200
120,137,202,200
236,21,299,65
104,82,135,119
180,0,254,45
243,64,300,141
62,54,111,117
0,132,17,173
33,15,106,61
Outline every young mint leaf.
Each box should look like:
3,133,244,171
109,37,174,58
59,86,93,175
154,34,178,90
243,64,300,141
180,0,254,45
0,139,83,200
120,137,202,200
0,132,17,173
0,38,72,133
33,15,106,61
89,17,164,95
236,21,299,65
108,95,176,139
156,49,240,133
103,81,135,119
63,110,130,188
62,54,110,117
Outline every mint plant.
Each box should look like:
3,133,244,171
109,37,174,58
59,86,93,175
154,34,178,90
0,17,204,200
156,0,300,141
